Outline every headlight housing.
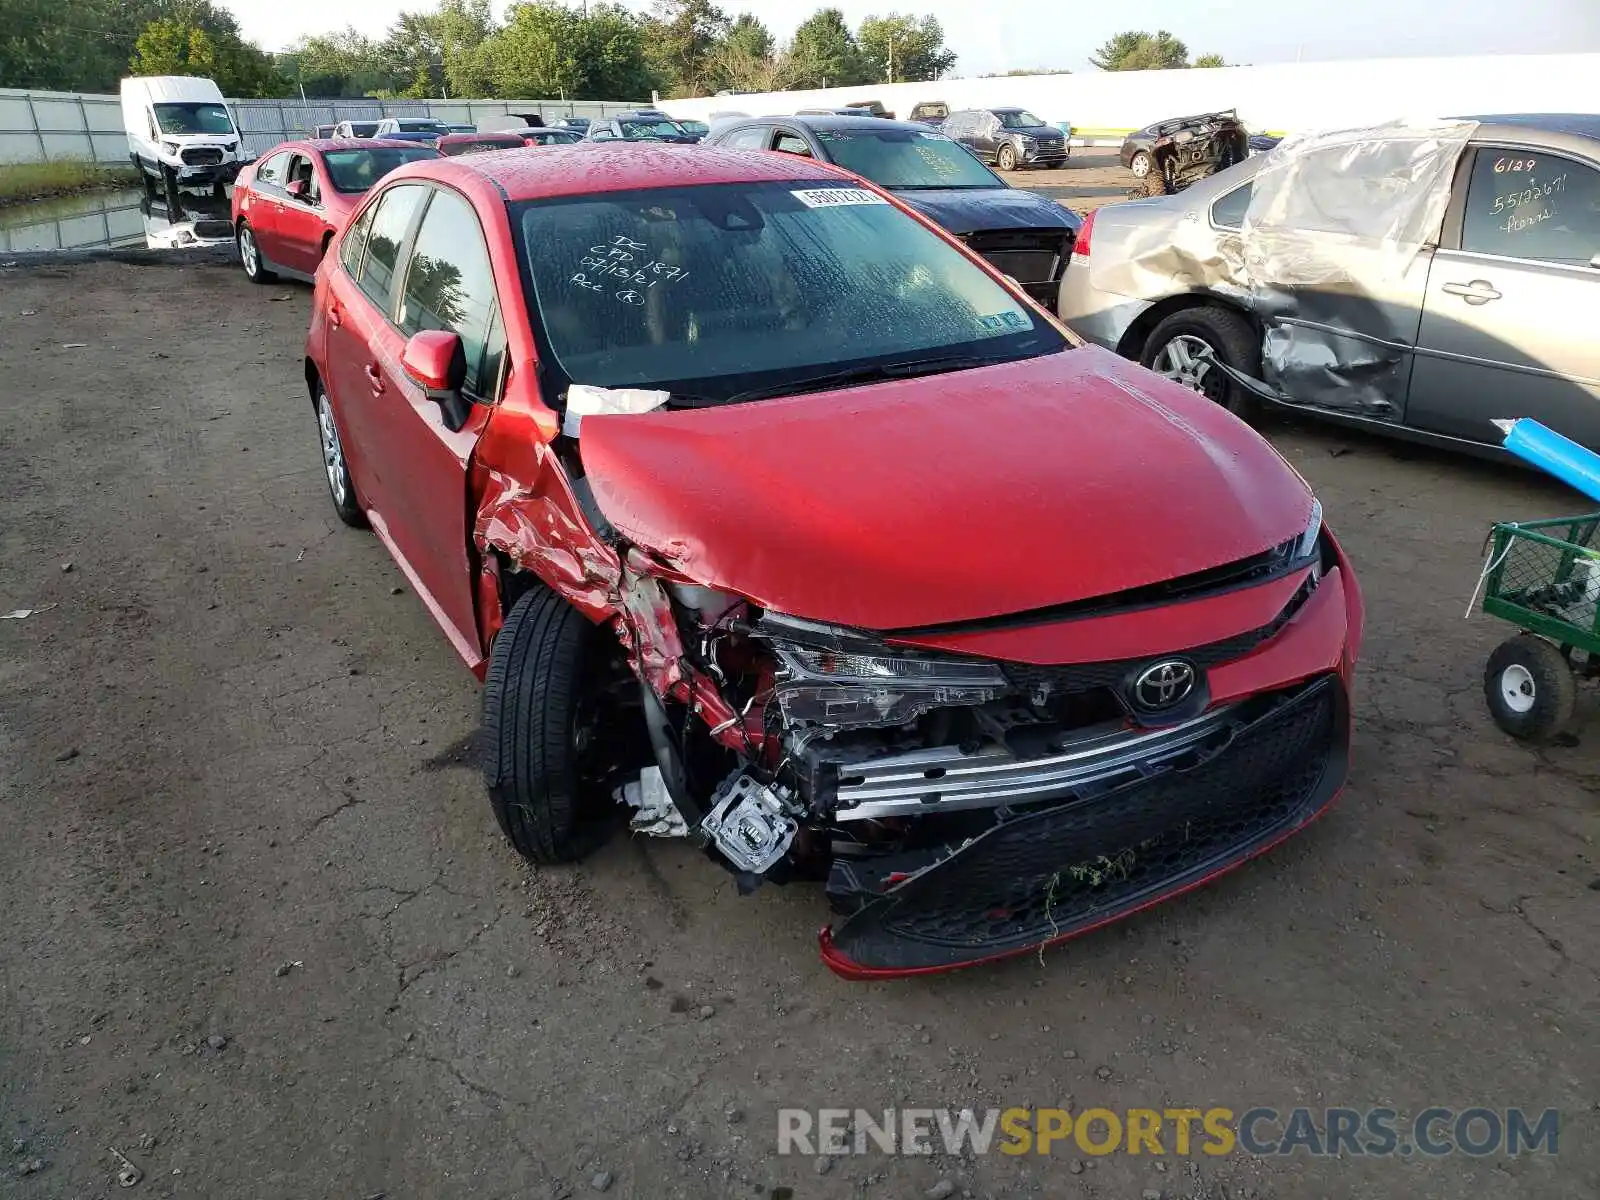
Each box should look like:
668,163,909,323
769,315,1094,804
1295,499,1323,563
759,613,1005,729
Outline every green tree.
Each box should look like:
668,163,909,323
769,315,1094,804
856,13,954,83
786,7,866,88
130,10,288,96
1193,52,1227,68
284,28,396,97
480,1,653,100
723,13,773,61
645,0,729,97
1090,29,1190,71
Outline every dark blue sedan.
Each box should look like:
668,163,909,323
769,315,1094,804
706,115,1082,306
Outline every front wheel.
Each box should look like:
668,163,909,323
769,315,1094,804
1141,306,1261,419
481,587,620,864
237,221,276,284
1484,635,1576,741
996,143,1018,171
1129,150,1151,178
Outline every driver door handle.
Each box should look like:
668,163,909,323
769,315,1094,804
1442,279,1502,305
363,364,385,396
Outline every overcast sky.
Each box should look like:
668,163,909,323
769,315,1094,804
224,0,1600,77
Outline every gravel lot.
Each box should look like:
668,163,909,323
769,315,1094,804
2,220,1598,1198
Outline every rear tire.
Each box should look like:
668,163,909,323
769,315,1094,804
482,587,617,864
237,221,276,284
996,143,1017,172
1141,306,1261,420
1484,635,1576,741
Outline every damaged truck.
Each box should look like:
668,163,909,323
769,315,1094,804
304,143,1364,977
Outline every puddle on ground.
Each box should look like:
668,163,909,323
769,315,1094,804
0,185,233,254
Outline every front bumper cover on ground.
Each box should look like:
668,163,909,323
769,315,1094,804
819,674,1348,978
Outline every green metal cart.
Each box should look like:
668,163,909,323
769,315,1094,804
1479,513,1600,739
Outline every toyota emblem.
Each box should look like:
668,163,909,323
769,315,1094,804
1132,660,1197,710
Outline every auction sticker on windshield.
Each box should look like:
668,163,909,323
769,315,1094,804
791,188,890,208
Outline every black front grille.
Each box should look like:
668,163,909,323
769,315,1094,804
966,230,1070,285
826,677,1345,972
181,147,224,166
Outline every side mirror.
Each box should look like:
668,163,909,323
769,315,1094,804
286,179,310,202
402,330,471,430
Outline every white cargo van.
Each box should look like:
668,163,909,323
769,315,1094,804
120,76,246,194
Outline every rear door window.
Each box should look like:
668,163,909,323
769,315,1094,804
355,184,427,315
397,188,502,399
722,125,771,150
773,130,813,157
1460,148,1600,267
340,203,377,277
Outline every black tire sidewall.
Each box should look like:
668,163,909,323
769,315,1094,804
316,390,366,527
1142,307,1260,418
481,587,614,863
1484,636,1576,741
238,222,274,283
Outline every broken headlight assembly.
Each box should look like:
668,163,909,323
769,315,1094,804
759,612,1006,730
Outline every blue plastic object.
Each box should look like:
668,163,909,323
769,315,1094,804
1495,418,1600,503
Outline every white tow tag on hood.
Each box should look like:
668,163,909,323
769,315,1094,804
563,384,670,437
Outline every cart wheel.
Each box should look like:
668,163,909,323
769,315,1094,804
1484,635,1576,741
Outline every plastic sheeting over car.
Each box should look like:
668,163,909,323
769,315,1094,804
1088,118,1479,416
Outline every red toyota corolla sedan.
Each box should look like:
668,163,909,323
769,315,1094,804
232,138,440,284
304,144,1364,977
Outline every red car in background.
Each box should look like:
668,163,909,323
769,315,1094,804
232,139,440,283
303,145,1363,977
435,132,526,157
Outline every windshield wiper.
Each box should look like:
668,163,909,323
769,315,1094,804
721,353,1016,405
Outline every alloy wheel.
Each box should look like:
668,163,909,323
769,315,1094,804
238,226,258,277
317,394,347,506
1151,334,1225,402
1130,152,1151,178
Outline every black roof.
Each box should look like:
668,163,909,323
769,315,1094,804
1459,113,1600,140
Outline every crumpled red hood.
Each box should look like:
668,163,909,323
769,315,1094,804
580,345,1314,631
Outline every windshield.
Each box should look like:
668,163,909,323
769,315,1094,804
347,122,380,137
515,180,1061,405
621,119,686,139
153,103,233,137
398,119,448,133
322,146,439,192
997,111,1045,130
818,128,999,189
532,130,582,144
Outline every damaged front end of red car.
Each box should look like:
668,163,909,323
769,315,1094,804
469,347,1362,979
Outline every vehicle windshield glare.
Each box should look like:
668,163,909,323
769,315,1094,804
399,119,448,133
817,128,999,189
440,137,521,156
621,119,685,139
322,146,440,192
997,111,1045,130
153,103,233,136
516,180,1062,405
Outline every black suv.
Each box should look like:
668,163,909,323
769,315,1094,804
942,107,1067,171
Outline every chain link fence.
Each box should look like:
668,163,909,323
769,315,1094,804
0,88,646,166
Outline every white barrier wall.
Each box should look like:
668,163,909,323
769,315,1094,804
659,53,1600,138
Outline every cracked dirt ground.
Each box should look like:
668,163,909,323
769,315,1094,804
1,258,1597,1200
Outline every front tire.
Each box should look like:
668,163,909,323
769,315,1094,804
237,221,276,284
315,388,365,528
482,587,617,864
1141,306,1261,419
996,143,1018,171
1484,635,1576,741
1129,150,1151,178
